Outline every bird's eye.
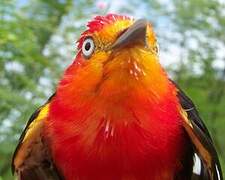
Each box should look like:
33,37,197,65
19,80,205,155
82,37,95,59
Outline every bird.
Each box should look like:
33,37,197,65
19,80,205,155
12,14,223,180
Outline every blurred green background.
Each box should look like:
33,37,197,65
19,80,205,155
0,0,225,179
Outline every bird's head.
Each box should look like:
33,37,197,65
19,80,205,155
57,14,173,109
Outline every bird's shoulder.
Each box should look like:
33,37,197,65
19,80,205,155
172,81,223,180
12,93,63,180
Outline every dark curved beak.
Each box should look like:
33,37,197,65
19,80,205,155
111,19,148,50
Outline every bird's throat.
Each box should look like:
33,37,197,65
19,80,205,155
46,50,186,179
47,74,186,179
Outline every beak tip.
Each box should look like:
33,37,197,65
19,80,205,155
112,19,148,49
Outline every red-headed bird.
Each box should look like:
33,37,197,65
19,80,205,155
12,14,223,180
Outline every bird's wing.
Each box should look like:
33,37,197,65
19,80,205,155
12,94,63,180
174,82,223,180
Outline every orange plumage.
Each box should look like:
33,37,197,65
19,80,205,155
45,14,189,180
12,14,223,180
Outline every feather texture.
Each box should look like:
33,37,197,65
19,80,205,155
175,82,223,180
12,94,62,180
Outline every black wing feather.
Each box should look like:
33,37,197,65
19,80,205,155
173,81,223,180
12,93,63,180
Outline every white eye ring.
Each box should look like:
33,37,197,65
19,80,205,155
82,37,95,59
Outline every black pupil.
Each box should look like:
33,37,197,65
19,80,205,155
85,42,91,51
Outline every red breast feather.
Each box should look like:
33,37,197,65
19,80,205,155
45,14,189,180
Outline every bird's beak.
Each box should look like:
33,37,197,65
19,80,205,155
111,19,148,50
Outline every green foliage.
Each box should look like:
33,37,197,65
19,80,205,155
0,0,224,179
0,0,73,178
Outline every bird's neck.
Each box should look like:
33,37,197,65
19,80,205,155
46,70,187,179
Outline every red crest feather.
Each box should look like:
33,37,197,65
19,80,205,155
77,14,132,49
